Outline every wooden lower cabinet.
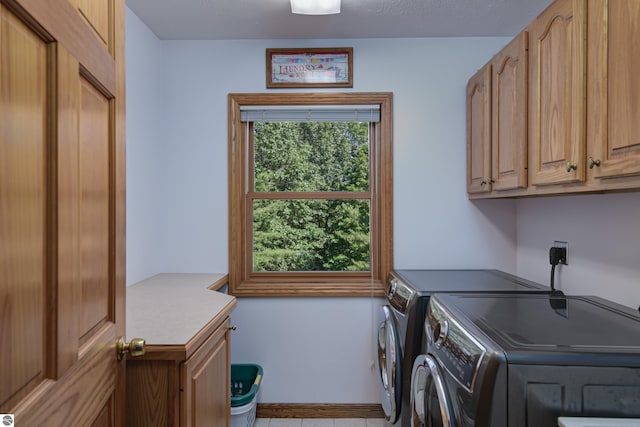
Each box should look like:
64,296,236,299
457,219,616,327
126,318,231,427
182,319,231,426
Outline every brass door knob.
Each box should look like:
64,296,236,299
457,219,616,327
566,162,578,172
480,180,487,186
588,157,601,169
117,337,146,360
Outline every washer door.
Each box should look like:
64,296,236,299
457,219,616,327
375,305,402,423
410,354,454,427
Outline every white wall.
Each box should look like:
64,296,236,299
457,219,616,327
126,7,640,403
125,7,166,285
126,6,640,406
125,7,517,404
156,37,516,275
159,36,514,404
516,193,640,310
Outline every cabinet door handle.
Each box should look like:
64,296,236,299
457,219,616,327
566,162,578,172
588,157,601,169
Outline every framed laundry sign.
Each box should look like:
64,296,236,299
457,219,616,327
266,47,353,88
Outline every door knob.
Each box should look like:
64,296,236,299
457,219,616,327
566,162,578,172
117,337,146,360
588,157,601,169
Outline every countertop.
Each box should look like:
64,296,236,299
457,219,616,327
558,418,640,427
126,273,235,345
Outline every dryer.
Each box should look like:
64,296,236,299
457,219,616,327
375,270,550,426
410,293,640,427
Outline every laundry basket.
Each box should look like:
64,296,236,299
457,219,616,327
230,364,263,427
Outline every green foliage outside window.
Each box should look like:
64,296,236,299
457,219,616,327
252,122,371,272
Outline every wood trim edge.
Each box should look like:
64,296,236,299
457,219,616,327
256,403,385,419
227,92,394,296
231,281,386,298
207,274,230,291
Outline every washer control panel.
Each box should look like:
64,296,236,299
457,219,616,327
386,273,415,314
426,298,486,392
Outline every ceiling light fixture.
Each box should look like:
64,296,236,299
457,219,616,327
290,0,341,15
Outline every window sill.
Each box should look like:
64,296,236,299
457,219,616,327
229,279,386,297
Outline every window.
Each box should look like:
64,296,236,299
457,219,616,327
228,93,393,296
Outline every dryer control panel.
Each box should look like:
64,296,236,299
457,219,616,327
426,298,486,392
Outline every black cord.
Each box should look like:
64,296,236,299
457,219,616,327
549,247,566,292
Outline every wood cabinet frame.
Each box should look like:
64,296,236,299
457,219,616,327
468,0,640,199
467,31,528,196
126,317,232,427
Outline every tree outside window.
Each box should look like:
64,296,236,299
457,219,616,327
252,121,370,273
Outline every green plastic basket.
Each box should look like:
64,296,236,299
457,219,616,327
231,364,263,407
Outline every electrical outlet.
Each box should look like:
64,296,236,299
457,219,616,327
553,241,568,265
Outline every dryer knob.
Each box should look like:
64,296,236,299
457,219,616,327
434,320,449,349
388,279,397,299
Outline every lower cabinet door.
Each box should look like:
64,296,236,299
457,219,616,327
181,318,231,427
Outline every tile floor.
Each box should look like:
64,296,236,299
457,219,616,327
255,419,390,427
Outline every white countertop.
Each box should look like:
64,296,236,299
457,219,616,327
559,418,640,427
126,273,235,345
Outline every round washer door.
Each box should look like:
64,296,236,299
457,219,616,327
375,305,402,423
410,354,454,427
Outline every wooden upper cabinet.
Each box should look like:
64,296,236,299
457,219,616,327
491,31,528,191
467,0,640,198
528,0,586,186
588,0,640,180
467,65,492,194
467,31,528,197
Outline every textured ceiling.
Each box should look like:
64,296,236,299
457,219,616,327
126,0,555,40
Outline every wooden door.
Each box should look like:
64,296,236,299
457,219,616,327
528,0,586,186
0,0,126,425
466,64,492,194
588,0,640,180
491,31,528,191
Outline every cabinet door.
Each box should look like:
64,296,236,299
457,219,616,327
491,31,528,191
529,0,586,186
467,64,492,194
588,0,640,179
181,319,231,427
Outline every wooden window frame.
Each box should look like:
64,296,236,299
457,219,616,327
228,93,393,297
